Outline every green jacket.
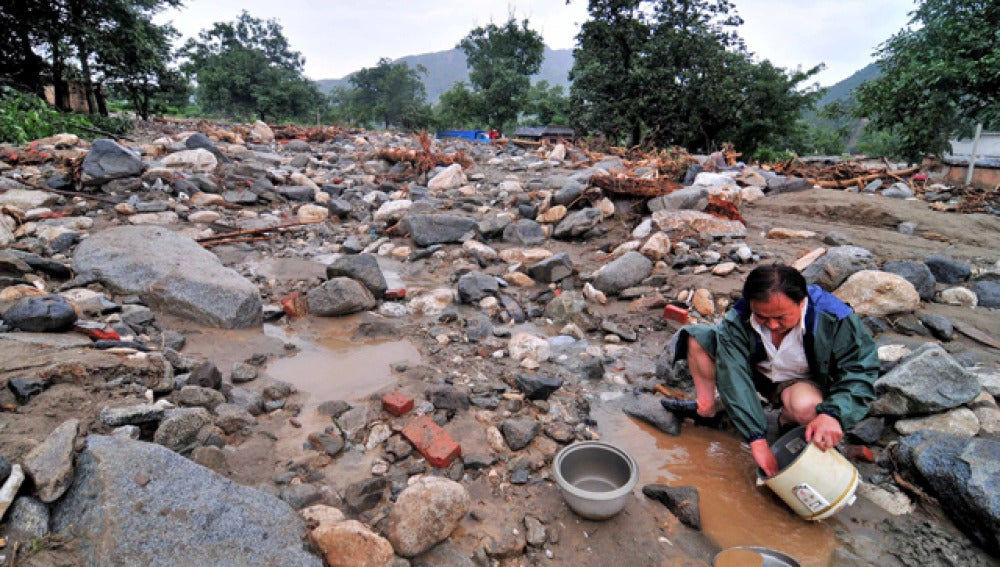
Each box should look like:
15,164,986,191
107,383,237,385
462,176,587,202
708,285,879,442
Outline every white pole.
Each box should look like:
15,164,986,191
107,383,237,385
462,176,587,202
965,123,983,186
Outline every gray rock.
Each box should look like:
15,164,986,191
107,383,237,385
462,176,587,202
552,208,602,240
847,416,885,445
863,179,883,193
121,304,155,327
500,417,540,451
276,185,314,201
464,314,493,342
81,139,143,185
178,385,226,410
426,385,470,411
898,221,918,235
925,255,971,284
283,139,311,153
514,373,564,400
306,277,377,316
325,253,387,298
502,219,547,246
227,387,264,416
647,186,708,212
477,214,513,239
882,182,914,199
870,343,981,416
23,419,78,503
386,476,469,557
971,281,1000,309
72,226,263,329
316,400,351,418
593,251,653,295
456,272,499,304
2,294,77,332
213,403,256,434
883,260,937,301
543,291,592,330
344,476,389,513
280,483,322,510
623,395,681,436
187,361,222,390
7,497,49,542
51,435,321,566
643,484,701,530
920,315,954,341
405,214,477,247
223,190,259,204
895,431,1000,553
154,408,212,453
655,331,693,388
307,431,345,457
552,181,585,207
801,245,876,290
527,253,574,283
8,377,47,404
766,176,813,194
0,455,10,484
100,403,165,427
230,362,258,383
184,132,229,164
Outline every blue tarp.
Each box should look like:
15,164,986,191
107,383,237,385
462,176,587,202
436,130,491,142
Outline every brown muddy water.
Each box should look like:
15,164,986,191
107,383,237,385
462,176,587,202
594,404,842,567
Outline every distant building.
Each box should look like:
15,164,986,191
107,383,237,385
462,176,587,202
945,131,1000,189
513,126,575,143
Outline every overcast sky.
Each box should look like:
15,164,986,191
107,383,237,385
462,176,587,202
156,0,917,87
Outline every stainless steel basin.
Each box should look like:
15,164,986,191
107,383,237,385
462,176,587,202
553,441,638,520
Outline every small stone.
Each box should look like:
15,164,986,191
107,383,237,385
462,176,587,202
691,289,714,316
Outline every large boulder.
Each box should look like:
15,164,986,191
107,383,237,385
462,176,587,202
81,139,143,185
883,260,937,302
870,343,981,416
833,270,920,317
52,435,321,566
802,246,876,290
896,431,1000,553
405,214,477,247
592,251,653,295
325,254,387,299
72,226,262,328
386,476,469,557
306,277,377,316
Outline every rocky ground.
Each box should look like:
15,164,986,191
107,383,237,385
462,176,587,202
1,121,999,567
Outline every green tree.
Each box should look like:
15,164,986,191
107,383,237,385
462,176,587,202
522,80,571,126
348,58,433,129
180,11,321,122
856,0,999,162
571,0,820,153
435,82,481,129
458,17,545,130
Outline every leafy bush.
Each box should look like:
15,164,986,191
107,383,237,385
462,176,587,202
753,147,797,164
0,86,134,144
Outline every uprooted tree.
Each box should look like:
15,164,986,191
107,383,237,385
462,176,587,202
569,0,821,154
855,0,1000,163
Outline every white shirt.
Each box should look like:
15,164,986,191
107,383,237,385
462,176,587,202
750,298,810,383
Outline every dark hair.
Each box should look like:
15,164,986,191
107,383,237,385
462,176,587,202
742,264,808,303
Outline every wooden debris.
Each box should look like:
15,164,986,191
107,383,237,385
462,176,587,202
374,132,473,177
704,195,746,225
195,219,324,247
591,174,682,197
771,158,920,190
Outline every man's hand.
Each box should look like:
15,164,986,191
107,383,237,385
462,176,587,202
805,413,843,451
750,438,779,477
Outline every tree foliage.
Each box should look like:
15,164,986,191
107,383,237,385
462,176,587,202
180,11,321,122
522,80,571,126
458,17,545,130
0,0,181,118
570,0,820,153
346,58,433,130
435,82,482,129
856,0,1000,162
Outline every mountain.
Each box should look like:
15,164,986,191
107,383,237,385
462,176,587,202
315,46,574,103
816,63,881,109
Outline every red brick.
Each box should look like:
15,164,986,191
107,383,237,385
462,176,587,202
402,415,461,468
663,304,691,323
382,391,414,416
384,288,406,300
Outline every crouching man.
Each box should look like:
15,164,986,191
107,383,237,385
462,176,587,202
668,264,879,476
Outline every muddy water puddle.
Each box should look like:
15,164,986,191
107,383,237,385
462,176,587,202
264,317,421,405
594,404,840,567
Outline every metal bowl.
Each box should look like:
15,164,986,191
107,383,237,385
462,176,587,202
713,546,800,567
553,441,638,520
